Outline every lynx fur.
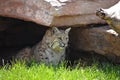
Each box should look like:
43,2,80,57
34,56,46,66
16,27,71,65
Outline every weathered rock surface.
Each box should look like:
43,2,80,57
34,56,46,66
70,25,120,63
0,0,119,27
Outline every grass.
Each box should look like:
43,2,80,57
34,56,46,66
0,61,120,80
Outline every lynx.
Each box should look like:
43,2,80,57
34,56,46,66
16,27,71,65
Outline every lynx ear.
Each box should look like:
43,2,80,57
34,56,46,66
52,27,60,34
65,27,71,34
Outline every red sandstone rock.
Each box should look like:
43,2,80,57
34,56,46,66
0,0,119,27
70,25,120,63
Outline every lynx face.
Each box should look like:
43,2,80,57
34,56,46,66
47,27,71,53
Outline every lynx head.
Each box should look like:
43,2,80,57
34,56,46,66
43,27,71,53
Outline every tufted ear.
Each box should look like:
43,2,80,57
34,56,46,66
51,27,60,34
65,27,71,34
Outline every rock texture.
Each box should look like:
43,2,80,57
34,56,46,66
70,25,120,63
0,0,119,26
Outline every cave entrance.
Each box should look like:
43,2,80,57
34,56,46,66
0,16,48,65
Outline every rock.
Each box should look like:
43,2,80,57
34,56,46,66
96,1,120,34
69,25,120,63
0,0,119,27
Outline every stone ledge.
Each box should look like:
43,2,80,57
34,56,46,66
0,0,119,26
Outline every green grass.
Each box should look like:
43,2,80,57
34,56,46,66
0,61,120,80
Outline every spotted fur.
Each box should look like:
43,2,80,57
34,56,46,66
16,27,71,65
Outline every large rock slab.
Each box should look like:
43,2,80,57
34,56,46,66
70,25,120,63
0,0,119,27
